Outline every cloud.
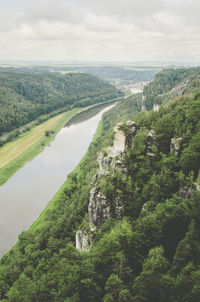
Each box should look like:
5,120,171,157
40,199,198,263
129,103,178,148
0,0,200,62
21,0,83,24
77,0,163,19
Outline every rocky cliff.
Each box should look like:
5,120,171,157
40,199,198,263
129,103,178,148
76,121,137,251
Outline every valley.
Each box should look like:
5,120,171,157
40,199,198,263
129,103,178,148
0,103,115,256
1,66,200,301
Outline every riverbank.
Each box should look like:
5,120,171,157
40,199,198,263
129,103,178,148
0,103,116,256
0,109,80,185
29,119,104,233
0,100,120,186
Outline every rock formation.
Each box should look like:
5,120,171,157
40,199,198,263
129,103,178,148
170,137,183,156
76,121,137,251
153,104,160,111
141,105,146,112
75,229,93,251
146,130,156,156
179,186,194,199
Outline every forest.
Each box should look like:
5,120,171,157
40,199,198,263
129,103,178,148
0,71,121,136
143,66,200,109
1,67,200,301
0,65,161,83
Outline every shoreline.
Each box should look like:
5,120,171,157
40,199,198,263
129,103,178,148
0,98,122,186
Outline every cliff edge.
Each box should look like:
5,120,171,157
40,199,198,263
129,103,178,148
76,121,137,251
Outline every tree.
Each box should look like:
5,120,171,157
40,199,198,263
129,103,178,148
132,246,174,302
103,274,123,302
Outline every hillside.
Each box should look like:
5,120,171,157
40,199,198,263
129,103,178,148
0,65,161,84
0,72,121,136
143,66,200,109
1,68,200,301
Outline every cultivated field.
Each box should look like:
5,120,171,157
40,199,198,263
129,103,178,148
0,108,81,184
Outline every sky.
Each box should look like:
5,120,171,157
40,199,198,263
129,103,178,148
0,0,200,63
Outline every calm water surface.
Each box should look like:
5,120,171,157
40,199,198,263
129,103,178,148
0,104,115,256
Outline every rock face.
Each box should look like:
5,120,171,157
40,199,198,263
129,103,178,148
141,105,146,112
76,121,137,251
153,104,160,111
112,124,127,154
179,186,193,199
75,230,93,251
146,130,156,156
97,152,126,175
88,184,123,230
96,121,137,177
107,121,137,157
170,137,183,156
89,121,137,230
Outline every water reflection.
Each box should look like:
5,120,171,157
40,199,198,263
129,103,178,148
0,103,115,256
66,101,116,126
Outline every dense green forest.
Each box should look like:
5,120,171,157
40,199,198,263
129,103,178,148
0,65,160,84
0,71,121,136
1,68,200,301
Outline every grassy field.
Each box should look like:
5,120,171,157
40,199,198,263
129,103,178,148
0,98,121,186
0,108,82,185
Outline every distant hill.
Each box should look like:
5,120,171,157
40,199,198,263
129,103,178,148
143,66,200,109
0,65,161,84
0,72,122,135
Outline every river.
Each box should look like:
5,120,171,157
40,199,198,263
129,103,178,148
0,103,115,256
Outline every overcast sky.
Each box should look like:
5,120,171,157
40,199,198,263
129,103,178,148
0,0,199,63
